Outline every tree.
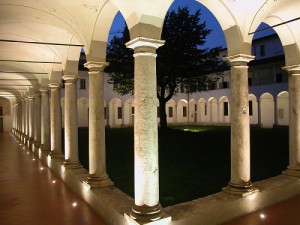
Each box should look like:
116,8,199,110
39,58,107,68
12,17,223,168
106,6,227,129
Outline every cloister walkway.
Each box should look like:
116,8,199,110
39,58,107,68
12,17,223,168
1,131,300,225
0,132,107,225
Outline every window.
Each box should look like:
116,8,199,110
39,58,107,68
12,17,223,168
183,106,187,117
260,45,265,56
104,107,107,119
222,82,228,89
276,73,283,83
204,103,207,116
157,107,160,118
80,78,86,89
117,107,122,119
168,107,173,118
224,102,229,116
132,107,134,115
249,101,253,116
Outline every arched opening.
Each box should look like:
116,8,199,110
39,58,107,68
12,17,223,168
277,91,289,126
124,98,134,126
260,92,275,128
188,99,197,124
219,96,230,124
109,98,122,128
208,97,218,123
198,98,207,123
166,99,176,124
248,94,259,125
176,99,188,124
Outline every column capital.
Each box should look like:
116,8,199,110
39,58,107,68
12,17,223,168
84,61,109,72
48,83,61,90
39,87,49,93
62,75,78,83
283,65,300,75
126,37,165,54
224,54,255,66
27,95,35,100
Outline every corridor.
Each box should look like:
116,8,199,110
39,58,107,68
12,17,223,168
0,132,107,225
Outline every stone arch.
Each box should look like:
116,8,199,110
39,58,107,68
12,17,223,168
198,98,207,123
177,99,188,124
208,97,218,123
260,92,275,128
166,99,176,124
219,96,230,124
277,91,289,126
77,97,89,127
249,93,259,125
124,98,134,126
109,98,122,128
188,99,197,124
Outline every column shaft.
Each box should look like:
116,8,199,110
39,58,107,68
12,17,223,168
84,62,113,187
62,76,81,168
224,54,257,196
34,93,41,148
40,89,50,151
285,65,300,177
49,84,63,156
28,96,34,141
126,37,165,222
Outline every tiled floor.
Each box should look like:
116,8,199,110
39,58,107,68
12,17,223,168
222,193,300,225
0,132,107,225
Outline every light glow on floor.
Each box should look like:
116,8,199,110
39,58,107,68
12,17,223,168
72,202,77,207
260,213,266,219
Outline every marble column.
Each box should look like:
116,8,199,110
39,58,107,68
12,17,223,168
34,93,41,149
62,75,81,168
22,99,26,141
49,83,63,157
126,37,165,222
28,95,35,147
40,88,50,152
84,61,113,188
223,54,258,196
24,98,30,144
284,65,300,177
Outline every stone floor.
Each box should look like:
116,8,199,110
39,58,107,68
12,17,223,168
1,131,300,225
0,132,107,225
222,193,300,225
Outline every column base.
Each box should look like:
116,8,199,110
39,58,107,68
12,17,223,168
283,166,300,178
49,151,64,159
39,145,50,153
62,160,82,169
126,204,165,224
83,175,114,189
223,181,259,197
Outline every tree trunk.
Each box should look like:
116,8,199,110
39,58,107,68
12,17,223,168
159,100,168,129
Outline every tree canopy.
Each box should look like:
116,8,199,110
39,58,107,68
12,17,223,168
106,6,227,128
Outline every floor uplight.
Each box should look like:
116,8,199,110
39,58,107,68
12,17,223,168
72,202,77,207
260,213,266,219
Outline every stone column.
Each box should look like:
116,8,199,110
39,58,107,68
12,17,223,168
62,75,81,168
223,54,257,196
284,65,300,177
28,95,35,147
49,83,63,157
40,88,50,152
126,37,165,222
24,97,29,144
34,93,41,149
22,99,26,141
84,61,113,188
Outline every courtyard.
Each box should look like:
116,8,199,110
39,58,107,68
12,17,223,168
75,125,289,207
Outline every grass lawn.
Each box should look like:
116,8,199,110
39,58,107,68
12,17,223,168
75,125,289,207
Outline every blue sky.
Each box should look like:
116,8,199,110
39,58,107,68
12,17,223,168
108,0,275,49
